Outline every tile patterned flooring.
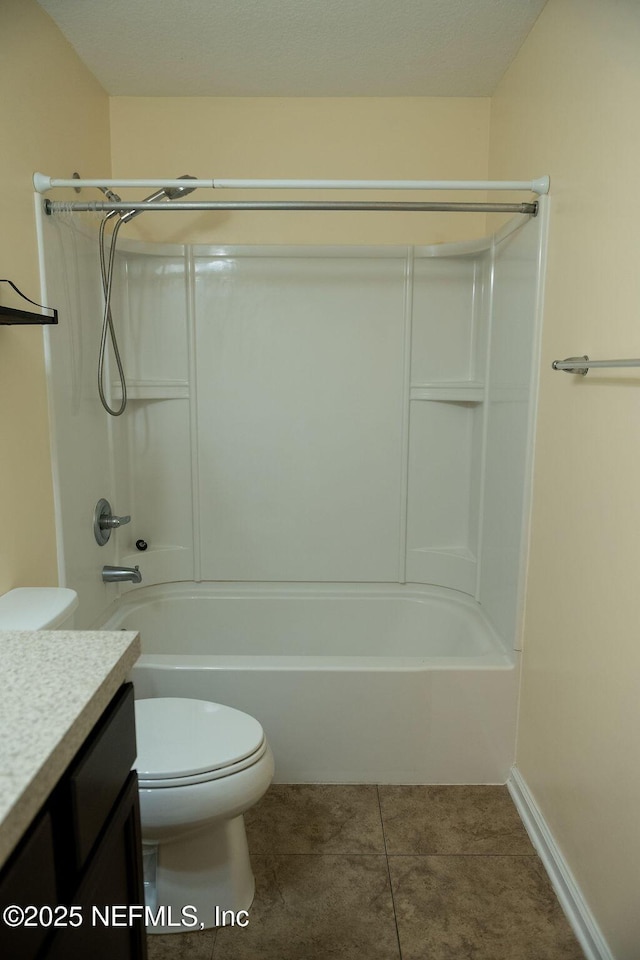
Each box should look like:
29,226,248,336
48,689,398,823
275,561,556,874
146,785,585,960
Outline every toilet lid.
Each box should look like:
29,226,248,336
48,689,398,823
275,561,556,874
134,698,265,781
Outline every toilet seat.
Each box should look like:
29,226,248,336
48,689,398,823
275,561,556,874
138,740,269,788
135,698,267,788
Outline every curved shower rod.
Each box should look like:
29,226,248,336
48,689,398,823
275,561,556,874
33,173,551,195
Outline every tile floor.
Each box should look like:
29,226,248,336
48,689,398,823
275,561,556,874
146,784,585,960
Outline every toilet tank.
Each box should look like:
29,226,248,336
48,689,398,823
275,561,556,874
0,588,79,630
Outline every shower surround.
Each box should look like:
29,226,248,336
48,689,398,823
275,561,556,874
38,206,547,782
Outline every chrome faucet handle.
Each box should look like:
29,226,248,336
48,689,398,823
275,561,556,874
93,498,131,546
99,513,131,530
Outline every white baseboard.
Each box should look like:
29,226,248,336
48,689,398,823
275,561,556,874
508,767,615,960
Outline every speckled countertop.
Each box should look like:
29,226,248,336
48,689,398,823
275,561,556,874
0,630,140,869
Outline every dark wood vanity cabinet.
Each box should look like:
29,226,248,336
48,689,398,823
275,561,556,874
0,683,147,960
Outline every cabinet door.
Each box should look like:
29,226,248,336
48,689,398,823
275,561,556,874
47,773,147,960
0,811,58,960
69,683,137,872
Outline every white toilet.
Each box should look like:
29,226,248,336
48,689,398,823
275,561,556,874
134,697,274,933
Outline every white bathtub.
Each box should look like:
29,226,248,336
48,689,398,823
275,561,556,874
102,582,519,784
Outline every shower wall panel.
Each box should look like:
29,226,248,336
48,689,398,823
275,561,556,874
117,399,194,584
477,216,545,648
117,252,190,387
411,257,479,384
406,401,481,593
405,253,489,592
112,247,194,588
193,252,407,582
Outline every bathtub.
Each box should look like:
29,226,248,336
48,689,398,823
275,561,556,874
102,582,519,784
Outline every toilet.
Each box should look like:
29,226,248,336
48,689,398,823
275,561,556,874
134,697,274,933
0,586,78,630
0,587,273,933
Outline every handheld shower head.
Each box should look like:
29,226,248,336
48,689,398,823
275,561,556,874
119,174,197,222
164,175,198,200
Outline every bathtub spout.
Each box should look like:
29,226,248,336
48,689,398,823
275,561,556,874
102,565,142,584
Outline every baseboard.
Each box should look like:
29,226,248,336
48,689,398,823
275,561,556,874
507,767,615,960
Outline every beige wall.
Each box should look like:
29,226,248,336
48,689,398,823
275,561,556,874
0,0,111,592
489,1,640,955
109,97,490,245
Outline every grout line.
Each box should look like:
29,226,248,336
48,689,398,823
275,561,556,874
377,785,404,960
251,850,385,860
248,850,537,858
382,851,539,858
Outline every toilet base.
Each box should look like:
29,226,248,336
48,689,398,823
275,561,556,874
146,814,255,934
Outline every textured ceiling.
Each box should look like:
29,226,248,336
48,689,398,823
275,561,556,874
37,0,547,97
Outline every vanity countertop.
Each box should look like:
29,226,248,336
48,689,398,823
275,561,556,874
0,629,140,869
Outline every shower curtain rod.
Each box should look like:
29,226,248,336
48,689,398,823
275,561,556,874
33,173,550,195
44,199,538,215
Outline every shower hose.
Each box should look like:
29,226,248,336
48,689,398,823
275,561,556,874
98,214,128,417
